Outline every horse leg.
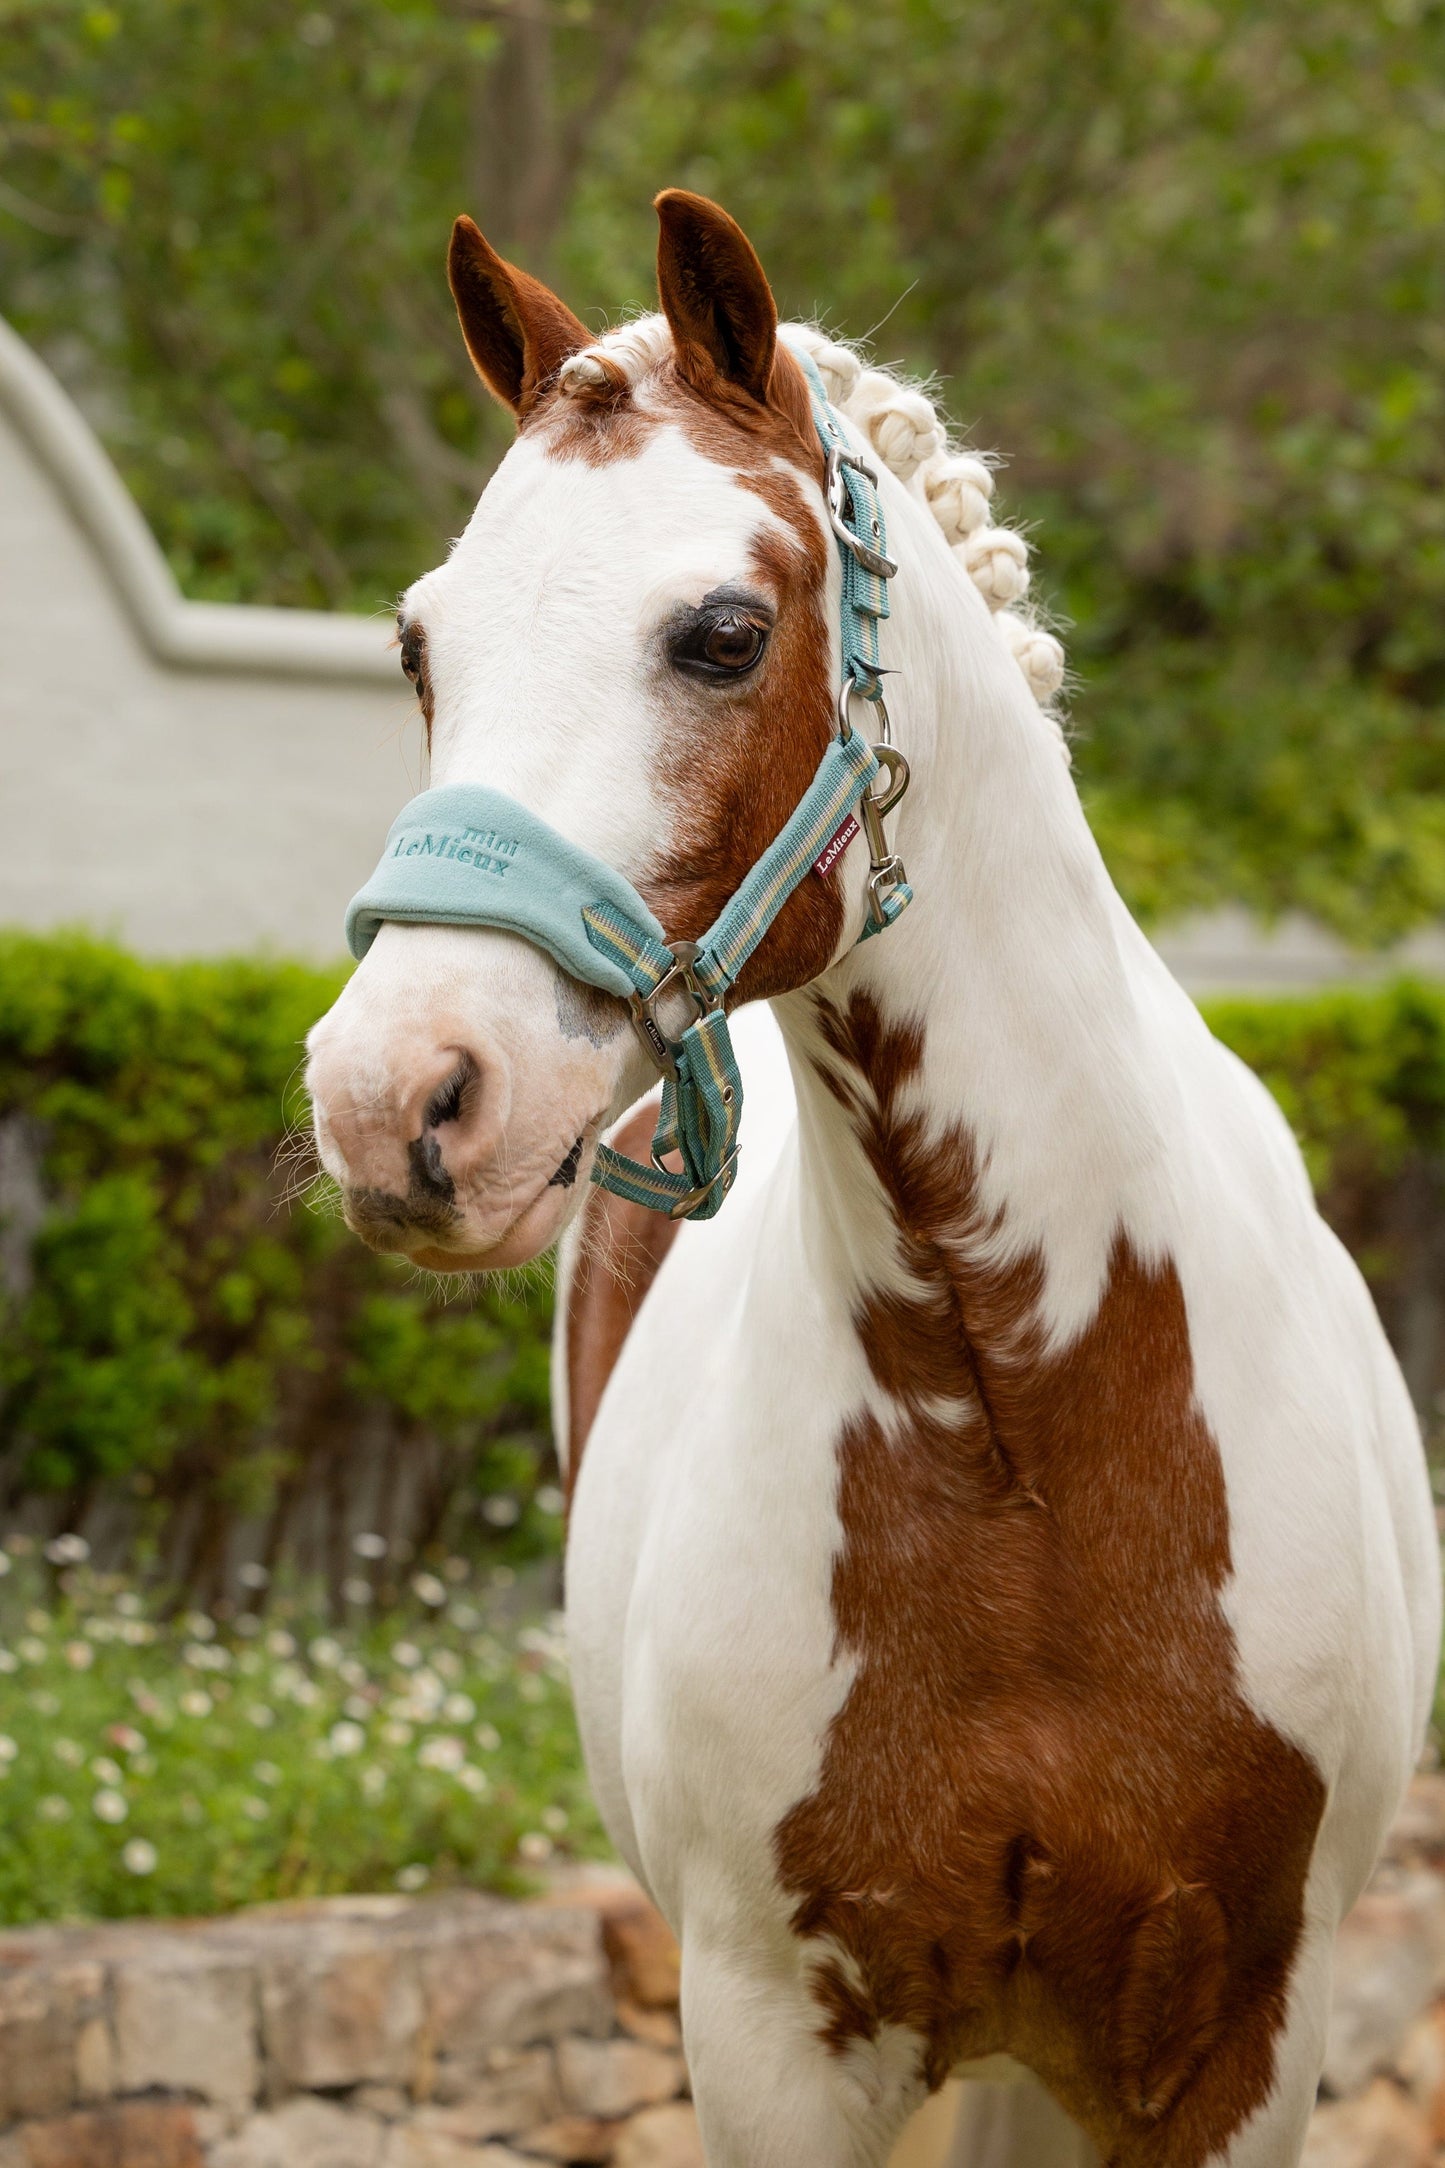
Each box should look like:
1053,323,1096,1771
938,2072,1098,2168
681,1947,926,2168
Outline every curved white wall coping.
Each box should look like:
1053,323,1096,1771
0,314,397,683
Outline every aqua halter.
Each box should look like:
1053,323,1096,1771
345,343,913,1221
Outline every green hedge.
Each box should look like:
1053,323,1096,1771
0,933,553,1599
0,936,1440,1599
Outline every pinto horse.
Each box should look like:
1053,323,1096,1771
305,192,1440,2168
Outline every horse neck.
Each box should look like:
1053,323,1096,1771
771,489,1176,1339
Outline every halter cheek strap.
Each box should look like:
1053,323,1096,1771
344,346,913,1222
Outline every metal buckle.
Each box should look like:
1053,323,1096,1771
669,1150,740,1221
825,445,898,580
627,940,718,1074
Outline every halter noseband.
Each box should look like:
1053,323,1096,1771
344,344,913,1222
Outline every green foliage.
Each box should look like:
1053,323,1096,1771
0,931,555,1590
3,1,1444,936
0,1552,602,1925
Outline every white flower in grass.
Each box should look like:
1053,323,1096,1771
343,1695,371,1722
0,1553,9,1576
39,1794,71,1822
395,1863,429,1893
265,1630,296,1659
18,1638,45,1664
447,1603,480,1632
178,1690,212,1719
341,1577,372,1606
518,1675,545,1705
90,1757,124,1786
31,1691,60,1716
360,1766,386,1800
93,1789,128,1824
25,1610,49,1633
409,1668,444,1713
482,1496,519,1529
247,1705,275,1729
122,1838,157,1876
0,1649,16,1674
417,1735,465,1774
183,1612,216,1642
115,1591,141,1617
131,1754,157,1776
235,1616,261,1641
473,1724,501,1753
541,1806,569,1835
242,1797,268,1821
381,1720,413,1748
391,1641,421,1670
309,1637,342,1670
254,1761,282,1787
432,1649,461,1683
106,1725,146,1755
456,1765,490,1798
443,1693,476,1725
289,1678,321,1709
353,1531,387,1560
64,1640,94,1671
237,1562,269,1590
120,1621,154,1646
45,1534,90,1565
489,1566,515,1590
535,1486,564,1517
517,1832,553,1864
338,1658,368,1689
328,1720,366,1757
0,1735,15,1762
411,1572,446,1608
53,1739,83,1767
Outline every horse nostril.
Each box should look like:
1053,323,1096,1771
425,1053,474,1131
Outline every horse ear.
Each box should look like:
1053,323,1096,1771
655,190,778,405
447,216,589,418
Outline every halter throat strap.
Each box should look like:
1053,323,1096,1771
344,343,911,1222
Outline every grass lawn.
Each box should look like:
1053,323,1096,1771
0,1535,607,1926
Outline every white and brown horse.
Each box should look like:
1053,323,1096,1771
305,192,1440,2167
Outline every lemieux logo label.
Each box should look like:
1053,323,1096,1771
813,811,860,880
393,825,519,877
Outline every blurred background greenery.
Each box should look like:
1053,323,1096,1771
2,0,1443,940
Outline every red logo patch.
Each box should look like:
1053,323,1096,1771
813,812,861,880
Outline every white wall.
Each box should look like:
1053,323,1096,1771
0,316,420,961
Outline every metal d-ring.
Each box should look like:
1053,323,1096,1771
626,939,718,1075
837,680,891,744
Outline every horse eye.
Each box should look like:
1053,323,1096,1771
700,616,765,671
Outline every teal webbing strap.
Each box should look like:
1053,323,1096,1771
788,344,891,709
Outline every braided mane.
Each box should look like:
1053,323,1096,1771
557,317,1069,758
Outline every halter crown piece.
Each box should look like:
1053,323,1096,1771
345,341,914,1221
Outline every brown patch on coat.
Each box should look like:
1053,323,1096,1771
530,333,844,1005
564,1099,681,1501
774,991,1325,2168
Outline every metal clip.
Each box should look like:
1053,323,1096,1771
859,744,910,926
627,940,718,1074
825,445,898,580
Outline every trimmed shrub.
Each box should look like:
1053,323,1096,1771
0,933,554,1600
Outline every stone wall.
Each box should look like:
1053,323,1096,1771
6,1786,1445,2168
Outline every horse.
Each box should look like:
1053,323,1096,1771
304,190,1441,2168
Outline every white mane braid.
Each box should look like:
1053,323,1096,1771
558,314,1071,756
